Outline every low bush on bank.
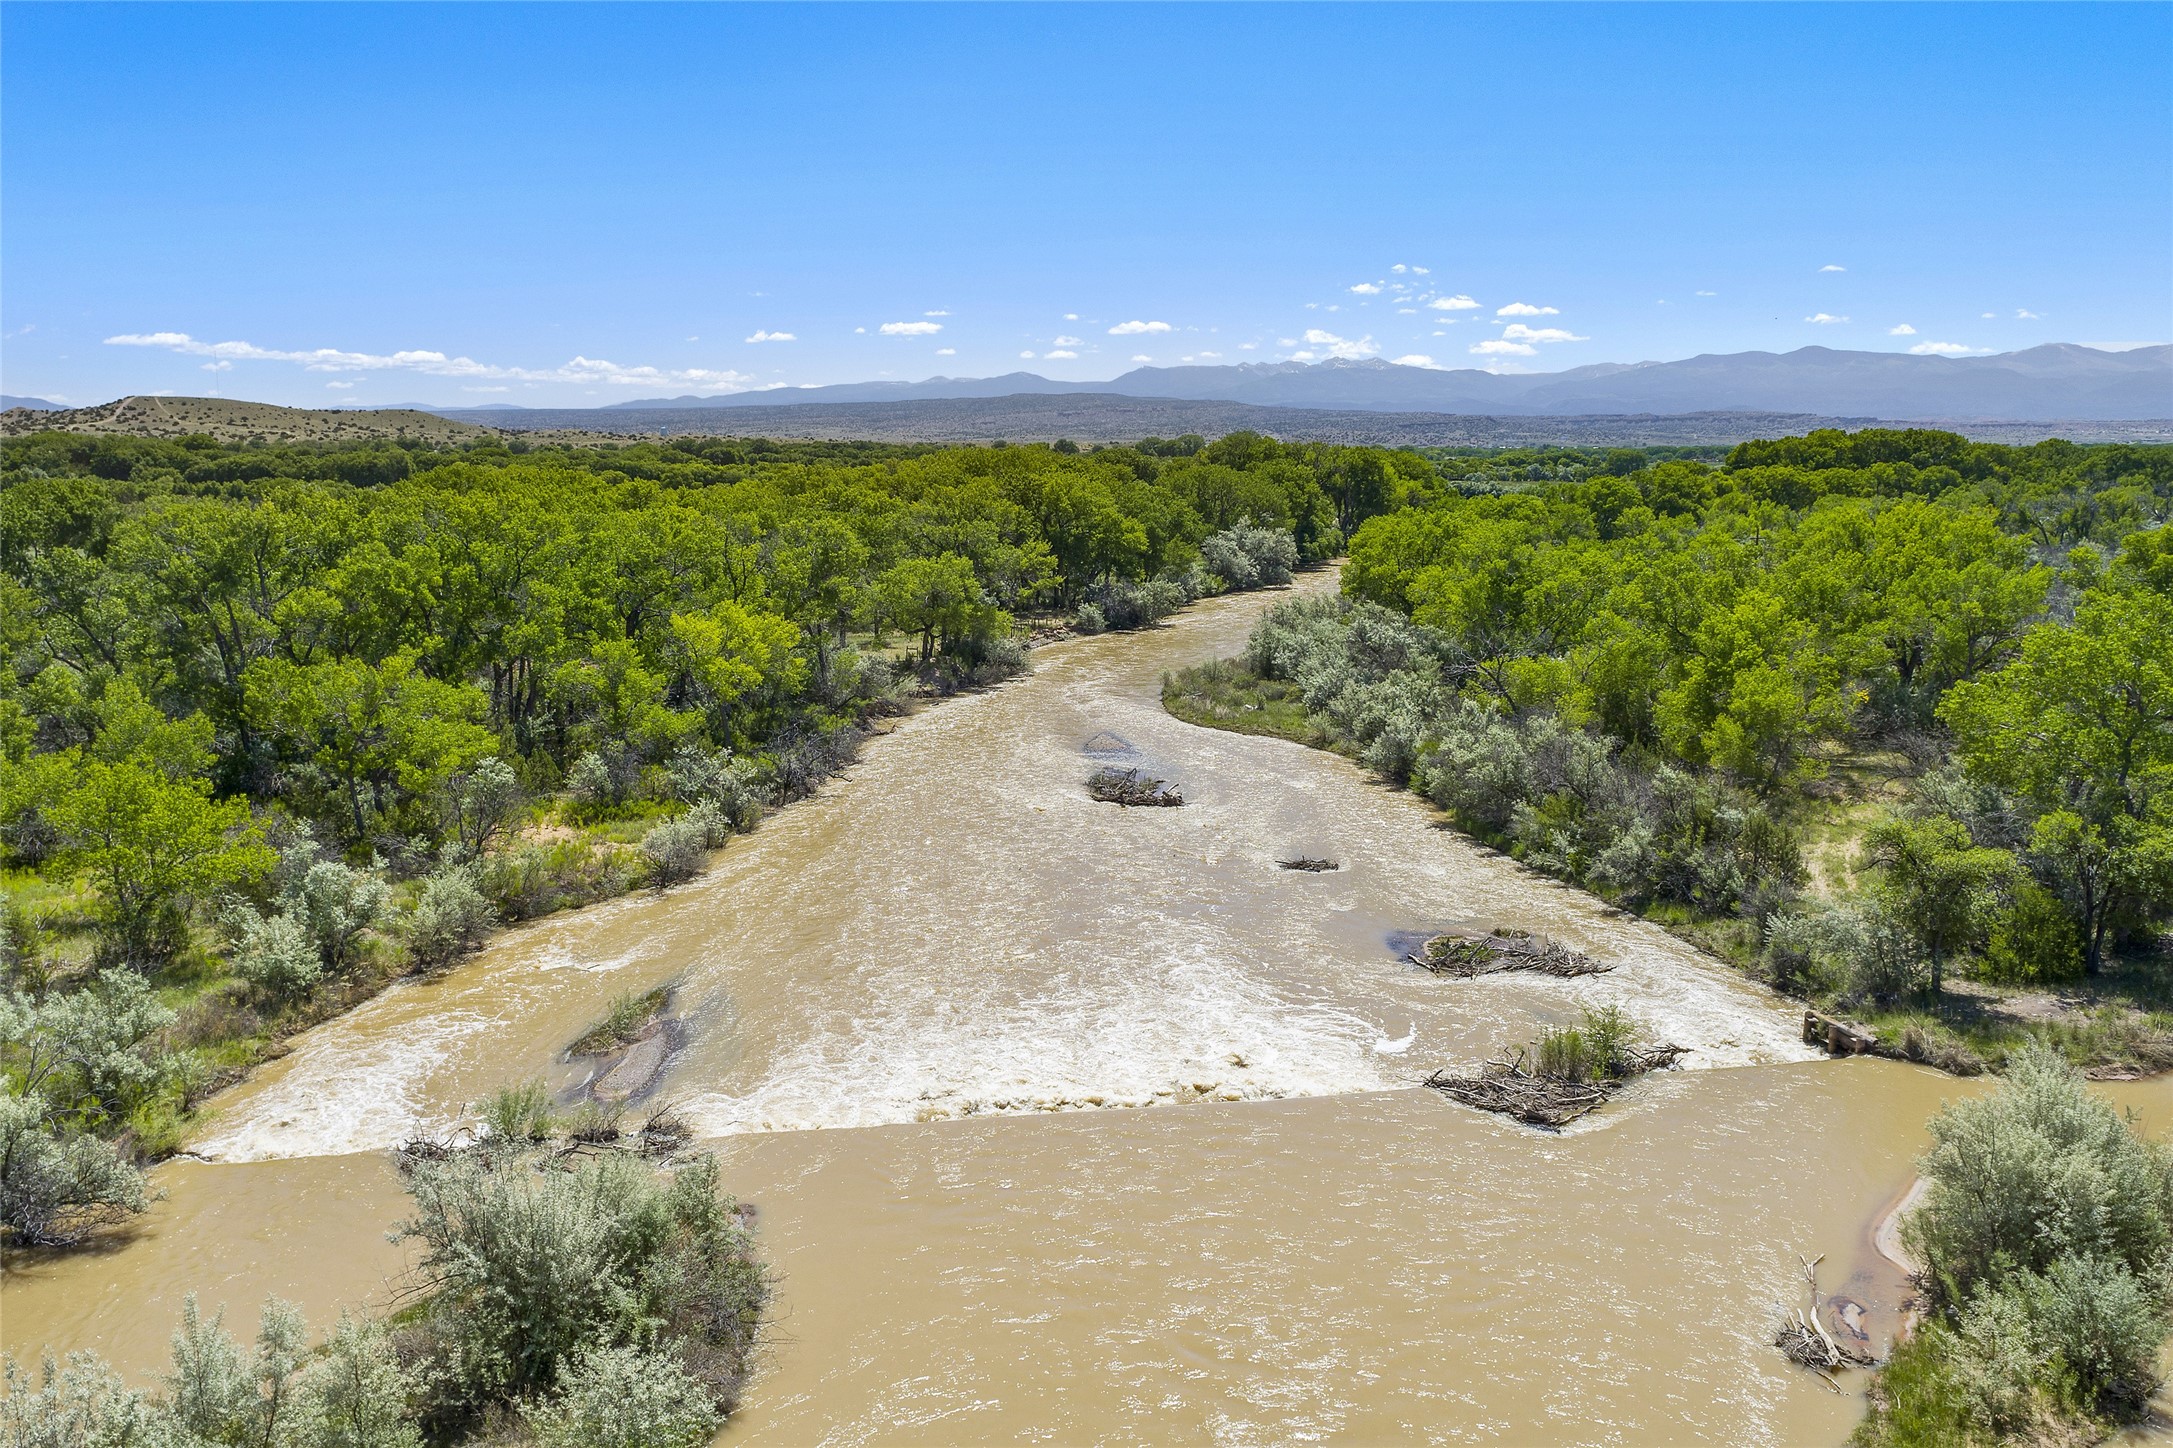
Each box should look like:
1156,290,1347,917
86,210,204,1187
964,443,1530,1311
1854,1046,2173,1445
0,1136,766,1447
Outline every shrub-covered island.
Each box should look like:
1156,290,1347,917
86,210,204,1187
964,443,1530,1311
1857,1047,2173,1445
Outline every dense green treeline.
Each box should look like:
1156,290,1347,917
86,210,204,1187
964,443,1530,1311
1193,429,2171,1035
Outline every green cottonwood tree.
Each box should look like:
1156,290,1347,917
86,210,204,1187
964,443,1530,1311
1864,816,2020,994
47,760,271,964
1940,589,2173,971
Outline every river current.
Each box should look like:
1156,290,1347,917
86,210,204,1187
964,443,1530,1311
11,569,2152,1444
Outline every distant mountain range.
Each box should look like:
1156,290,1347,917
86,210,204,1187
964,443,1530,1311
598,344,2171,422
439,396,2169,449
0,395,64,411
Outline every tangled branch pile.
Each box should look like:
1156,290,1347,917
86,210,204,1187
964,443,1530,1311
1276,857,1339,872
1424,1007,1686,1128
1408,927,1611,978
1086,768,1184,807
1775,1254,1876,1373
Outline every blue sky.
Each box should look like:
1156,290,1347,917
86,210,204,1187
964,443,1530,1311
4,2,2168,408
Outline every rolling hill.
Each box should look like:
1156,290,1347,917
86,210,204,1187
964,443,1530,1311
0,395,495,444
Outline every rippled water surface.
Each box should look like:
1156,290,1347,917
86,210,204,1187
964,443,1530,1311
11,571,2132,1444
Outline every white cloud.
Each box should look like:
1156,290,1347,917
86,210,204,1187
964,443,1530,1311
324,380,355,389
1820,264,1847,273
1411,266,1430,275
1052,335,1082,346
2017,308,2041,320
1909,341,1979,356
924,309,950,317
1501,324,1587,343
1889,323,1917,336
1063,313,1079,321
1131,354,1153,362
1349,282,1383,295
1695,290,1717,297
103,330,755,389
1804,313,1849,324
934,347,956,356
1044,349,1079,360
685,335,699,342
745,330,795,343
1278,338,1297,347
1428,294,1481,311
1108,320,1171,335
1395,308,1417,315
461,385,509,393
1019,351,1036,359
1391,264,1409,274
1197,351,1220,359
854,327,866,334
1470,339,1537,356
1391,354,1437,368
1496,302,1559,317
880,320,943,336
200,360,232,372
1300,328,1378,359
1982,312,1997,319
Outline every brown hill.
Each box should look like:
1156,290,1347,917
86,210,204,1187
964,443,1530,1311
0,395,494,444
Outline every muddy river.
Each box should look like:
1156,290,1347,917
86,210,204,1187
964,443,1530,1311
10,570,2167,1443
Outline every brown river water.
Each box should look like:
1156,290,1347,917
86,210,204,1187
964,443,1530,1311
10,569,2173,1444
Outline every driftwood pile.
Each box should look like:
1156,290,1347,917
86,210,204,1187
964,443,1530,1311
1408,927,1612,979
1087,767,1183,807
1277,856,1339,872
1423,1043,1688,1128
1776,1254,1877,1377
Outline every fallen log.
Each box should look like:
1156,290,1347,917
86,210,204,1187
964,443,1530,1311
1803,1009,1877,1056
1277,856,1339,872
1087,767,1183,807
1408,926,1612,978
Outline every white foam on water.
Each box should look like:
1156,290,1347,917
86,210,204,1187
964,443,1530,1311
193,1002,499,1162
679,943,1397,1136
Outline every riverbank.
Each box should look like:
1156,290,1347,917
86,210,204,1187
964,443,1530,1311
1163,656,2173,1081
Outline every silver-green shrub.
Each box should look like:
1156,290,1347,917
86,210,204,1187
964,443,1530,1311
641,817,709,889
523,1344,719,1448
0,1092,147,1246
405,865,496,971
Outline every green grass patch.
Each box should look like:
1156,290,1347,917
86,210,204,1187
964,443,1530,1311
1850,1326,1982,1448
1161,660,1336,748
569,985,670,1057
